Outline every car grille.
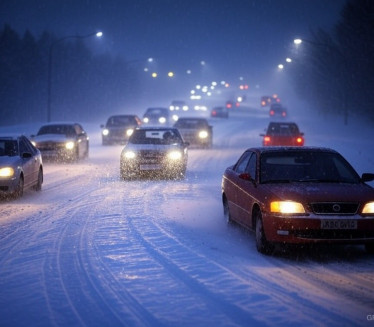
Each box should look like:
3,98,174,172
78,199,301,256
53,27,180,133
139,150,165,163
310,202,359,215
37,142,66,151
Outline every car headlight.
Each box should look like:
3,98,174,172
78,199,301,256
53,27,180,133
123,151,136,159
143,117,149,123
270,201,305,214
0,167,14,177
172,114,179,121
126,129,134,136
159,117,166,124
102,129,109,136
31,141,37,146
362,202,374,214
182,105,189,111
65,141,75,150
199,130,209,139
168,150,182,160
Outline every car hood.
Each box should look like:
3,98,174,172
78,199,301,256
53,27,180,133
0,156,20,166
32,134,73,143
124,143,184,151
262,182,374,203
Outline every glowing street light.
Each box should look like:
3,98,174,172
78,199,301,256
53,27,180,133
168,71,174,78
47,31,103,122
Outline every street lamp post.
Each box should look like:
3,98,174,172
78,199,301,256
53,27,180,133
293,37,349,125
47,31,102,122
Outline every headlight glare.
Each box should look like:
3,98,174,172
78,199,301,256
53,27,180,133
65,141,75,150
126,129,134,136
270,201,305,214
124,151,136,159
0,167,14,177
168,150,182,160
143,117,149,123
199,130,208,139
362,202,374,214
102,129,109,136
159,117,166,124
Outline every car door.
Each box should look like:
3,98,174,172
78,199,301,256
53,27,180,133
19,137,38,187
234,151,257,228
227,151,252,225
74,124,88,157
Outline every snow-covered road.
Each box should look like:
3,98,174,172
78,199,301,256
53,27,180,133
1,107,373,326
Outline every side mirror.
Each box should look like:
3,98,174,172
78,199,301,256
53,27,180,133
100,124,104,128
362,173,374,182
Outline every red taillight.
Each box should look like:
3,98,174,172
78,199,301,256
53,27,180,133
296,137,304,145
261,101,266,106
212,111,217,116
264,136,271,145
235,102,240,107
226,103,232,109
270,110,274,115
282,111,286,117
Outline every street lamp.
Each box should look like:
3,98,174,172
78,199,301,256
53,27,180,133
47,31,103,122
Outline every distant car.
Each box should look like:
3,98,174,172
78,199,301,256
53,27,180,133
169,100,189,112
261,95,281,107
0,134,43,198
143,107,171,126
211,106,229,118
260,122,304,146
101,115,142,145
173,117,213,148
269,103,287,117
31,123,89,161
120,127,189,180
221,147,374,254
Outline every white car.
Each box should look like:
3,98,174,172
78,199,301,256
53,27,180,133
0,134,43,198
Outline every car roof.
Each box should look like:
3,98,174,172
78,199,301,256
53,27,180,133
38,122,82,127
0,133,24,140
248,146,338,155
268,122,298,127
136,127,177,131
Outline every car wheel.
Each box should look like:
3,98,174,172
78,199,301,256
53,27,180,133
255,210,274,255
365,243,374,254
14,176,24,198
223,196,233,223
33,168,43,191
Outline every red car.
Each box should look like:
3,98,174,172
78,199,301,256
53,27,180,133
260,122,304,146
221,147,374,254
269,103,287,117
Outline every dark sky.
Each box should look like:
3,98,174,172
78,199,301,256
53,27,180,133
1,0,346,87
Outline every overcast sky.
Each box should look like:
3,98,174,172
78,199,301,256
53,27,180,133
1,0,346,87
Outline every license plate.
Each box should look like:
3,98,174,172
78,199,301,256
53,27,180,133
140,164,161,170
321,220,357,229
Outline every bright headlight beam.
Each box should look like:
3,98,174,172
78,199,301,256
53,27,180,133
102,129,109,136
168,151,182,160
270,201,305,214
65,141,75,150
124,151,136,159
362,202,374,214
199,131,208,139
0,167,14,177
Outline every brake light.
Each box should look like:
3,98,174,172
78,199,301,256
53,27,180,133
282,111,286,117
296,137,304,145
226,103,232,109
270,110,274,115
261,101,266,106
212,111,217,116
264,136,271,145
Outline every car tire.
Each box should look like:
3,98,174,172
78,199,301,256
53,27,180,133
33,168,43,191
255,210,274,255
14,176,24,198
223,196,233,223
365,243,374,254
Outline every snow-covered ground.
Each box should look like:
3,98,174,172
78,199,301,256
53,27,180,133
0,104,374,327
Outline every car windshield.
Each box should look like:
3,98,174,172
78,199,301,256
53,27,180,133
260,151,361,184
0,140,18,157
107,116,135,127
130,129,182,145
267,123,299,135
145,109,168,117
174,119,207,128
37,125,76,137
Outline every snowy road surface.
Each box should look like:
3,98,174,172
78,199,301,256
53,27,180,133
1,107,374,326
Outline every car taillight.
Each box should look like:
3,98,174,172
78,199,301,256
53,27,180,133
270,110,274,115
296,137,304,145
226,103,232,109
261,101,266,106
212,111,217,116
264,136,271,145
282,112,286,117
236,102,240,107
